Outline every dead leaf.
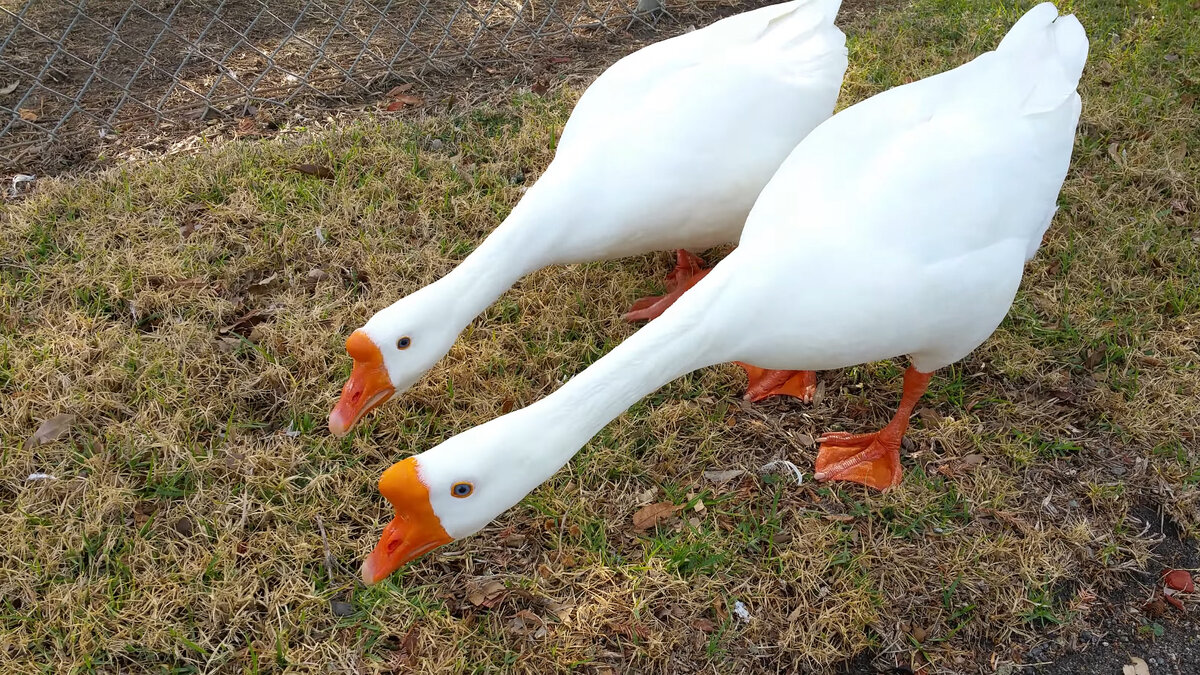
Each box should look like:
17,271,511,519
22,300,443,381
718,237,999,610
1165,569,1195,593
18,108,37,121
501,398,515,414
304,269,330,287
1165,594,1186,611
132,501,157,527
174,517,194,537
1123,656,1150,675
24,414,75,449
812,379,825,405
236,116,260,136
1108,142,1125,166
632,502,682,531
725,415,736,428
962,454,986,466
690,618,715,633
703,469,746,484
910,625,927,643
917,407,942,429
1143,596,1167,617
245,273,279,297
219,308,273,337
0,81,18,95
823,513,855,523
502,533,526,547
796,432,814,447
386,83,413,97
386,94,424,111
467,580,506,607
1083,345,1106,370
532,79,549,95
330,600,354,617
291,164,335,180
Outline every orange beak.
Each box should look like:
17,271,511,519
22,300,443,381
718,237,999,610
360,458,453,585
329,331,395,437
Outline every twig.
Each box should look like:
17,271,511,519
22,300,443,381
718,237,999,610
316,514,335,585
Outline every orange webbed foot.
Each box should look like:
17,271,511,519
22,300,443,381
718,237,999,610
813,430,903,491
623,250,711,322
811,366,934,492
737,364,817,403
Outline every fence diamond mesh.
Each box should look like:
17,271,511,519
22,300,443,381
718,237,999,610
0,0,730,170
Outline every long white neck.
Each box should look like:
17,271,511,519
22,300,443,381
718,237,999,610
421,193,561,328
478,296,723,496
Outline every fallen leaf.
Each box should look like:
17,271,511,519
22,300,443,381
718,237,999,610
725,415,736,428
18,108,37,121
1143,596,1167,617
812,379,825,405
219,308,273,337
236,116,260,135
502,533,526,547
1108,142,1124,166
1083,345,1106,370
823,513,855,523
917,407,942,429
24,414,75,449
173,517,194,537
910,625,927,643
1165,53,1180,62
330,600,354,617
500,398,515,414
1165,594,1185,611
1123,656,1150,675
386,94,424,110
386,83,413,96
632,502,682,531
291,164,335,180
690,618,715,633
532,79,549,95
796,432,815,447
0,81,18,95
245,273,279,297
703,469,746,484
1165,569,1195,593
962,454,986,466
304,269,330,287
636,486,658,504
467,580,506,607
132,501,157,526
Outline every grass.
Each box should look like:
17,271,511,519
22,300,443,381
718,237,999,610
2,0,1198,672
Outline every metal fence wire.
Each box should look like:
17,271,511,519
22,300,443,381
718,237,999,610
0,0,726,168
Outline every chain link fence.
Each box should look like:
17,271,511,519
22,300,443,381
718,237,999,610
0,0,753,172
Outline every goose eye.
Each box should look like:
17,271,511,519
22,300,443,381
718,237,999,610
397,336,412,350
451,482,473,498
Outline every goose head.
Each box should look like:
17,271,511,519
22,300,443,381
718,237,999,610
328,290,462,436
360,407,573,585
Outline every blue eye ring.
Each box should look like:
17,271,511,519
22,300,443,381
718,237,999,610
452,482,473,498
397,336,412,349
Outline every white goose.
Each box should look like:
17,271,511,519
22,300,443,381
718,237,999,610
328,0,848,436
357,3,1088,584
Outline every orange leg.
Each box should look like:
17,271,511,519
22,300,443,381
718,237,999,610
814,366,933,491
736,364,818,403
623,250,711,322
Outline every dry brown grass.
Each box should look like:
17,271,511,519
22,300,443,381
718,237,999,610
2,0,1198,673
